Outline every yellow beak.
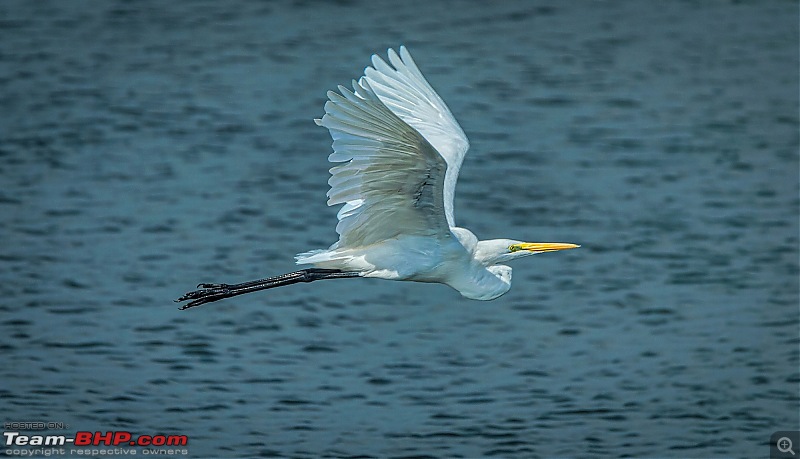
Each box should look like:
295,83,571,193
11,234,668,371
509,242,581,253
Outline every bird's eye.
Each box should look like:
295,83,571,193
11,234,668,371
508,244,521,252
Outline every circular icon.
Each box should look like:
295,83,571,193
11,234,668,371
777,437,795,455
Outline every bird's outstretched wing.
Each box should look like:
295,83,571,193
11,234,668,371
363,46,470,228
316,77,451,248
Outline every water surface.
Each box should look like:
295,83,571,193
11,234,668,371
1,1,798,457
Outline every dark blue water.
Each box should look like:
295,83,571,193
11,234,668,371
1,1,798,457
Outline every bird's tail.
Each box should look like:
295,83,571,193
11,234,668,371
295,247,362,272
295,248,354,265
294,249,329,265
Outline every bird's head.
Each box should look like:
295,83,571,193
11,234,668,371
475,239,580,265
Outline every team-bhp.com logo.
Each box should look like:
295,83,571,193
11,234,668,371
4,430,188,456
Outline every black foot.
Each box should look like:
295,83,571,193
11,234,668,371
175,285,231,310
175,269,361,311
197,283,228,289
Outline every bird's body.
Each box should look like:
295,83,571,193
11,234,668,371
177,46,578,309
296,227,512,300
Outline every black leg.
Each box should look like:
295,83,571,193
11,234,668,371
175,268,361,310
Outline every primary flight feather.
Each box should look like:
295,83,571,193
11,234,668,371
177,46,579,309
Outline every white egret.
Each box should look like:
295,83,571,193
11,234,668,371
177,46,579,310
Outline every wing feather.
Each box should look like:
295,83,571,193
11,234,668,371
363,46,470,227
316,78,450,248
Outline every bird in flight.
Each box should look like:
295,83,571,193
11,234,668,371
177,46,579,310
